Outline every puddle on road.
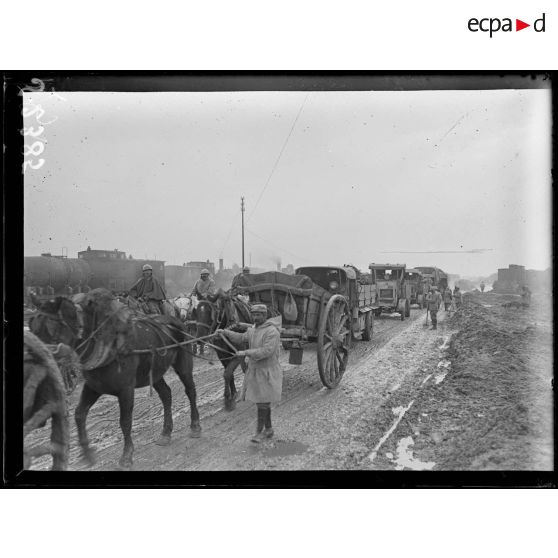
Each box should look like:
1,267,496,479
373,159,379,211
262,441,309,458
434,359,451,384
394,436,436,471
438,335,451,351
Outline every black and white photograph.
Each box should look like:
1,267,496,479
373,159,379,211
6,73,553,481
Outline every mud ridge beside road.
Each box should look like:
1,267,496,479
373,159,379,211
372,292,553,471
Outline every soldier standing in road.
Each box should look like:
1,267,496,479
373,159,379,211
480,281,485,293
521,285,532,307
442,286,453,311
129,264,167,313
426,288,442,330
217,304,283,443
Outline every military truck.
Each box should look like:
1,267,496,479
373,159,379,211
404,268,427,308
415,266,448,291
369,263,411,320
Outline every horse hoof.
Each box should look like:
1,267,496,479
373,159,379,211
224,399,236,411
189,427,202,438
79,448,97,467
118,457,133,470
155,435,171,446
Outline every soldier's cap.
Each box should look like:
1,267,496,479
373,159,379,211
201,269,210,275
250,304,268,314
142,264,153,271
242,266,250,272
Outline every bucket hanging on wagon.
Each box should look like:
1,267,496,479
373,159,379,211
289,342,304,365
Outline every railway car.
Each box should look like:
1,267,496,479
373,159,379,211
24,247,165,297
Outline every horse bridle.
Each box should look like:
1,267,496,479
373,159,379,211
32,303,84,345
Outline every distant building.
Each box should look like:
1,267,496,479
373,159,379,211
494,264,550,293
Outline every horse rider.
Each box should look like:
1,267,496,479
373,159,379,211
426,287,442,330
217,304,283,443
442,286,453,311
129,264,167,314
190,269,216,301
453,286,462,309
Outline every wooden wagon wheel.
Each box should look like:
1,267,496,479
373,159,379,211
317,295,351,388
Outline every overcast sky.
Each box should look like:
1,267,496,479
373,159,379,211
24,87,551,278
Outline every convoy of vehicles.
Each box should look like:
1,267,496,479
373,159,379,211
368,263,411,320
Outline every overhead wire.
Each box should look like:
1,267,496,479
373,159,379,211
218,207,241,258
247,93,309,223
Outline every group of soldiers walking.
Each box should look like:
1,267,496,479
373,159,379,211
425,285,462,330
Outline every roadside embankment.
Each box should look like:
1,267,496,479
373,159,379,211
385,291,553,470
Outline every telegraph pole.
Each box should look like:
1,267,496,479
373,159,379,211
241,197,245,268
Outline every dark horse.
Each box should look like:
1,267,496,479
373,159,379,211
23,330,70,471
30,289,201,469
192,293,257,410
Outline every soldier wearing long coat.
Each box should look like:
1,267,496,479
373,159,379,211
426,288,442,330
218,304,283,443
129,264,167,313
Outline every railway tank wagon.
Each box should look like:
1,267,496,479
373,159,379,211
24,247,165,296
24,255,92,294
77,248,165,292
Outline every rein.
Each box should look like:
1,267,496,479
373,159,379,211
74,306,125,353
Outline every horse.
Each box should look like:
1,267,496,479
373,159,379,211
115,291,183,320
192,292,261,410
30,288,201,469
23,331,71,471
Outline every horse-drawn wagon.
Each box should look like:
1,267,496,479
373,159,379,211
232,266,375,388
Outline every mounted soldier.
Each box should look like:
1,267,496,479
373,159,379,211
129,264,167,314
190,269,216,301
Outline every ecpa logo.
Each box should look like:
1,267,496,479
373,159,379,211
468,12,546,37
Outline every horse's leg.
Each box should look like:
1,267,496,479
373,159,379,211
50,401,69,471
223,357,242,411
153,377,173,446
117,387,135,469
75,384,101,466
174,349,201,437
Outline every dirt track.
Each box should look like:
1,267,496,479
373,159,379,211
27,293,552,471
27,307,440,470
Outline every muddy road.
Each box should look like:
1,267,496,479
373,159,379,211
29,305,455,471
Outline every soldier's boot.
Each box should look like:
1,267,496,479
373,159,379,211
263,405,273,439
251,405,267,443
